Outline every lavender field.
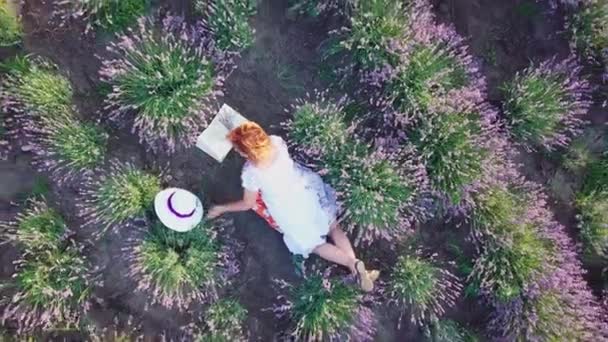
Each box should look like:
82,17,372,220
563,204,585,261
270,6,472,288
0,0,607,340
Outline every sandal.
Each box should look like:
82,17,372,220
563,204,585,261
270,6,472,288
368,269,380,282
355,260,374,292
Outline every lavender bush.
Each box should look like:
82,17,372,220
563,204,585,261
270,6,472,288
489,274,607,341
582,153,608,193
368,4,485,121
57,0,150,33
197,299,247,341
1,56,73,119
569,0,608,68
501,56,592,151
287,98,426,244
471,230,549,301
489,291,580,340
273,275,375,341
0,0,21,46
576,154,608,262
1,200,90,333
0,198,66,255
469,186,552,301
410,109,487,205
423,319,479,342
387,254,462,326
87,320,144,342
562,131,598,172
127,220,234,309
81,162,161,233
196,0,257,52
386,43,469,117
100,16,232,153
334,0,411,69
2,248,91,332
576,190,608,261
287,0,349,18
481,174,608,340
28,115,108,183
2,56,108,181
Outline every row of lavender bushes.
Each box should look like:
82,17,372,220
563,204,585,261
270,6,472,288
0,0,21,159
533,0,608,312
275,0,608,339
0,0,21,47
558,0,608,303
1,56,108,183
1,0,256,338
274,0,479,339
89,6,250,338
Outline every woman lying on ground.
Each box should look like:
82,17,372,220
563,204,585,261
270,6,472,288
207,121,379,291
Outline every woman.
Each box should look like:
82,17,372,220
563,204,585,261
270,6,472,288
207,122,379,291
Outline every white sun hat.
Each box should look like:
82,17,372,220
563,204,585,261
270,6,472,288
154,188,204,232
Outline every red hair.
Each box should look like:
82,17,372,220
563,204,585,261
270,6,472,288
227,121,272,163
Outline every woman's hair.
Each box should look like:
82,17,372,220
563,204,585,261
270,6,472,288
227,121,272,163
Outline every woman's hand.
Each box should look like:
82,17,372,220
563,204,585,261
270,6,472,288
207,205,225,219
206,190,256,219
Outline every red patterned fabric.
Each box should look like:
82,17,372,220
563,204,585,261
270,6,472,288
254,191,280,231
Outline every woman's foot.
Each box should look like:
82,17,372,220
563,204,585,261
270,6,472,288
354,260,374,292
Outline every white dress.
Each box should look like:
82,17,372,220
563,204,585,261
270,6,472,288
241,136,338,257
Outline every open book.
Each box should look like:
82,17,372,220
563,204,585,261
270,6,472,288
196,104,248,162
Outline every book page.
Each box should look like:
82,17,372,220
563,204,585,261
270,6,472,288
218,105,247,130
196,104,248,162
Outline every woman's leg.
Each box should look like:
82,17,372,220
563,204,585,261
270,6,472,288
328,223,356,260
313,243,357,273
314,243,375,292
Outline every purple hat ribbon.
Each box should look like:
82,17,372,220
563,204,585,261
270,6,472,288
167,191,196,218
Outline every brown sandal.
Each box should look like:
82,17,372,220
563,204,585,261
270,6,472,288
355,260,374,292
368,269,380,282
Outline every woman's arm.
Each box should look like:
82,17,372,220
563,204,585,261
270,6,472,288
207,189,257,218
